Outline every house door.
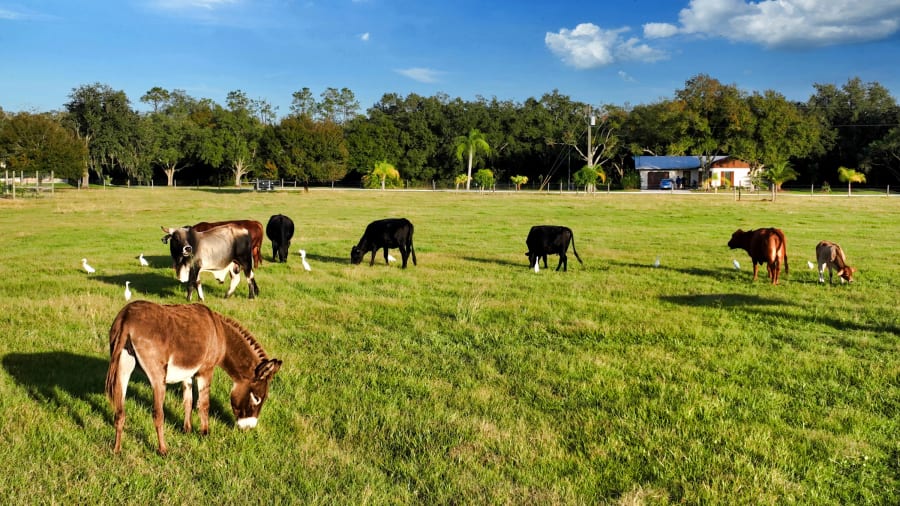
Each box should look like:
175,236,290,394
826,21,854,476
647,172,668,188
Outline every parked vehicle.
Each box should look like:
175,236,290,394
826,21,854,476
659,178,674,190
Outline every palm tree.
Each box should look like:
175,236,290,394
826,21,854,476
454,128,490,191
765,160,798,200
370,160,399,190
454,174,469,191
838,166,866,196
510,175,528,191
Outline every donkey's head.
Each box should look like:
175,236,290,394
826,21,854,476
230,358,283,429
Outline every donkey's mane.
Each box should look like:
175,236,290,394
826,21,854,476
217,314,269,362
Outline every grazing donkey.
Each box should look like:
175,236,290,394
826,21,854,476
105,300,282,455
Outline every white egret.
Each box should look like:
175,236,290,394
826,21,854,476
732,259,740,270
124,281,132,301
82,258,96,274
139,253,149,267
299,249,311,271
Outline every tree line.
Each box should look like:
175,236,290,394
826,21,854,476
1,74,898,189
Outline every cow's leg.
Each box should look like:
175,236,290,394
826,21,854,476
112,348,137,454
181,379,193,433
196,282,205,301
542,255,548,268
272,243,278,262
225,271,241,298
369,250,377,266
818,263,826,283
751,262,759,281
528,253,536,269
557,253,567,271
247,269,259,299
399,246,409,268
770,261,779,285
196,373,211,435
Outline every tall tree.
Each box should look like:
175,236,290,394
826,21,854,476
808,77,898,185
65,83,139,186
0,112,87,180
454,128,491,190
290,87,317,118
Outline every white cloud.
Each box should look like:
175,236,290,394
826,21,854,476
360,32,370,42
618,70,636,82
674,0,900,48
643,22,679,39
150,0,239,10
545,23,667,69
395,67,442,83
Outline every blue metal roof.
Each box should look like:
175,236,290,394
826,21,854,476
634,155,726,170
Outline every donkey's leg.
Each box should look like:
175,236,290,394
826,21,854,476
113,349,137,454
181,379,193,433
150,378,169,456
195,372,213,435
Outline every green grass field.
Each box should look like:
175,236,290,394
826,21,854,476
0,188,897,504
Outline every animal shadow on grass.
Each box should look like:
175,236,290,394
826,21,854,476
302,252,348,265
2,352,230,450
463,256,524,268
96,272,182,299
608,259,726,279
661,293,899,338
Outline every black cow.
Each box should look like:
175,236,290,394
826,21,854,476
161,224,259,300
350,218,417,268
525,225,583,272
266,214,295,263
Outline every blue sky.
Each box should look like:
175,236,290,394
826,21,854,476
2,0,899,115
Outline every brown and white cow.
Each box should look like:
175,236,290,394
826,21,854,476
816,240,856,284
161,224,259,300
192,220,264,268
728,227,789,285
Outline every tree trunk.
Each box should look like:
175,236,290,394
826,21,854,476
466,150,474,190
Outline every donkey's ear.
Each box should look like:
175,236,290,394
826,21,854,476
255,359,282,381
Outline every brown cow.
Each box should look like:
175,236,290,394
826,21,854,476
728,228,789,285
192,220,264,268
816,240,856,284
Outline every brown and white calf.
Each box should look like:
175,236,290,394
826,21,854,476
816,240,856,284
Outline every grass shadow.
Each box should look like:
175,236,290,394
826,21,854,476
2,351,232,451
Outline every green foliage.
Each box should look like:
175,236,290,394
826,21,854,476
0,112,86,180
838,166,866,195
510,174,528,190
472,168,494,189
765,160,799,191
364,160,401,189
620,170,641,189
0,190,898,504
454,173,469,190
455,128,491,190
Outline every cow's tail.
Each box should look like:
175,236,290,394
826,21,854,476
105,306,130,405
570,232,583,265
409,229,417,265
779,229,788,274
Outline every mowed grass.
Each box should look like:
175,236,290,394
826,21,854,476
0,188,897,504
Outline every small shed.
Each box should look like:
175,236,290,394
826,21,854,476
634,156,751,190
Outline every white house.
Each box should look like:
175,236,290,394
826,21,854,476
634,156,752,190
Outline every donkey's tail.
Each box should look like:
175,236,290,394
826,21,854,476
105,306,130,402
